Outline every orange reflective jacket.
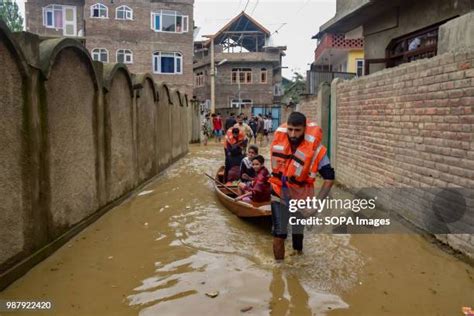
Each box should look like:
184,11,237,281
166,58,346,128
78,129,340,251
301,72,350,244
224,127,246,148
269,122,327,197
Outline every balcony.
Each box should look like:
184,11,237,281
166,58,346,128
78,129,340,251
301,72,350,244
314,33,364,63
193,50,282,69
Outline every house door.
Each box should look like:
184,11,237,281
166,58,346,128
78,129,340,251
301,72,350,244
251,106,281,131
63,6,76,36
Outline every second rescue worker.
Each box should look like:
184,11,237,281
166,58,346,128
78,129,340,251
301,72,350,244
269,112,335,260
224,127,246,155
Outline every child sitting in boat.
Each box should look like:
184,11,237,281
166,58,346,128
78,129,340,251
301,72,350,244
235,155,271,203
240,145,258,183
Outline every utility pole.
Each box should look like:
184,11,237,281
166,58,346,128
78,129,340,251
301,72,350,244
238,68,241,114
204,35,228,114
209,36,216,114
203,35,216,114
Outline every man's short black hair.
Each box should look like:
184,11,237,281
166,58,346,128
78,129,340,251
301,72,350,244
232,127,240,134
287,111,306,127
230,113,234,116
252,155,265,164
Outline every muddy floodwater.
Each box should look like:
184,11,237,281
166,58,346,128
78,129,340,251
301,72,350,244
1,144,473,316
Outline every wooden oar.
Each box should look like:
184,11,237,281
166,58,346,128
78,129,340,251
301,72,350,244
204,173,241,196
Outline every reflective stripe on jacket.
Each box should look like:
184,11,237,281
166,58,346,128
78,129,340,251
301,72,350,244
269,122,327,197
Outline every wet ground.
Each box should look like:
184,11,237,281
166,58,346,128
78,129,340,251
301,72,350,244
1,143,473,316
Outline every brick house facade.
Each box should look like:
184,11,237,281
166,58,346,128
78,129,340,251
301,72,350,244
193,12,286,114
25,0,194,95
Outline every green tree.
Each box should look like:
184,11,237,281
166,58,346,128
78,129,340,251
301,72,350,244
282,72,306,105
0,1,24,32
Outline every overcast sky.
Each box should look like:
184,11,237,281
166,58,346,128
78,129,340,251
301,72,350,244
15,0,336,79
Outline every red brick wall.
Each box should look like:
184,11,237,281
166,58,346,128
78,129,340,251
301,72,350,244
334,52,474,256
297,95,318,122
335,52,474,189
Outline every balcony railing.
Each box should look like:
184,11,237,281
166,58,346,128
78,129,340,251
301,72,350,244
314,33,364,62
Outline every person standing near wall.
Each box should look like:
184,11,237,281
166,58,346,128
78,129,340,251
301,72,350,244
234,114,254,153
212,113,223,143
248,116,258,144
269,112,335,260
256,114,265,146
202,114,212,146
264,115,273,144
225,113,237,131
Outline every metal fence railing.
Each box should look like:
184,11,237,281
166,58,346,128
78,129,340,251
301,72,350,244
306,70,356,95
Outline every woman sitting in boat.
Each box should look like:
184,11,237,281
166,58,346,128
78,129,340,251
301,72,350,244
235,155,271,203
240,145,258,183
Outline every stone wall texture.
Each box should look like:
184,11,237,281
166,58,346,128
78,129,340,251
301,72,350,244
0,22,200,284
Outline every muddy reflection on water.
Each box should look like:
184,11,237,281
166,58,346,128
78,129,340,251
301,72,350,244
127,146,357,315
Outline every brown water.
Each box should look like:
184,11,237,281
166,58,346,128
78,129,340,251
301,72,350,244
1,144,473,316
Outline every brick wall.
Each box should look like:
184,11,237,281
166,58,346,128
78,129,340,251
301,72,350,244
193,62,276,109
334,51,474,257
84,0,194,96
297,95,318,121
25,0,194,96
25,0,85,37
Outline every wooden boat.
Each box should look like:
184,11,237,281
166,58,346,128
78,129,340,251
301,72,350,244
214,166,271,218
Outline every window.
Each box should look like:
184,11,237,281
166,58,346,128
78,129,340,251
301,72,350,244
116,5,132,20
153,52,182,74
260,68,267,84
91,48,109,62
42,5,77,36
231,68,252,84
382,19,455,71
91,3,108,18
43,5,63,28
117,49,133,64
151,10,189,33
356,59,364,77
195,72,204,87
230,99,252,108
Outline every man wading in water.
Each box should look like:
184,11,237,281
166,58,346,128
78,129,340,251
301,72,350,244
269,112,335,260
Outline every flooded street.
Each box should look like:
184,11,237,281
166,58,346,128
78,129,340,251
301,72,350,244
1,144,473,316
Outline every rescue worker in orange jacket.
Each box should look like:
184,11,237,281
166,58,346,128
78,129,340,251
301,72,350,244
269,112,335,260
224,127,247,156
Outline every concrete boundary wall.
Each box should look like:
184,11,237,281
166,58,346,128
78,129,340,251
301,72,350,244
0,21,200,289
